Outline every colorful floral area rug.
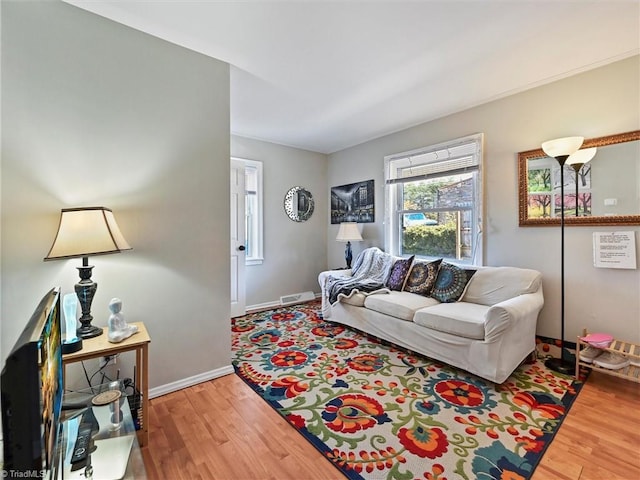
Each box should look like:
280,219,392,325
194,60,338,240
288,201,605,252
231,301,582,480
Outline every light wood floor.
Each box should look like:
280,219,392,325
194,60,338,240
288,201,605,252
531,371,640,480
142,370,639,480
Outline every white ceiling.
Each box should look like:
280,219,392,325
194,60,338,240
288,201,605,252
65,1,639,154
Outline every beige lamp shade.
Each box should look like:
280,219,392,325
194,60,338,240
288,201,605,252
336,222,362,242
567,147,597,168
44,207,132,260
541,136,584,159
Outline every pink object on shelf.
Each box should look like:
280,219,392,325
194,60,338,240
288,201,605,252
580,332,613,349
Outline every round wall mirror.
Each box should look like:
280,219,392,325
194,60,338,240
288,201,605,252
284,186,314,222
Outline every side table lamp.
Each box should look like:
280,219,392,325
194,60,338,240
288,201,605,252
336,222,363,269
44,207,132,339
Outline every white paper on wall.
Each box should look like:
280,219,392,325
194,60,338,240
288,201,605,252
593,231,637,269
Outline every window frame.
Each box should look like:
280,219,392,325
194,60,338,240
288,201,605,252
234,157,264,266
384,133,484,265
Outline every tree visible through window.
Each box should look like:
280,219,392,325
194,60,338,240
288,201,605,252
384,134,483,264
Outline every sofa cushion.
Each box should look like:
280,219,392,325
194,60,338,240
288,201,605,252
387,256,415,291
461,267,542,306
430,262,476,303
413,302,489,340
364,291,439,321
403,259,442,296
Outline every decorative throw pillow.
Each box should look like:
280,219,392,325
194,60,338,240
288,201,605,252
387,256,415,291
431,262,476,303
403,259,442,296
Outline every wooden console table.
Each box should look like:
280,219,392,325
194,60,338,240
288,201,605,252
63,322,151,446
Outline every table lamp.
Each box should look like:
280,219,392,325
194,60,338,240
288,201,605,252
336,222,362,269
44,207,132,339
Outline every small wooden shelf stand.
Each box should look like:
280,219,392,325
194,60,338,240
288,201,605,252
62,322,151,446
575,328,640,383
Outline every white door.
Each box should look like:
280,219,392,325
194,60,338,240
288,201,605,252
230,159,246,318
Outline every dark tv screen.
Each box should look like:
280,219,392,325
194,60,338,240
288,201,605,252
1,287,63,478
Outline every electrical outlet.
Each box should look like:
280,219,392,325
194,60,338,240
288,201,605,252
100,355,117,368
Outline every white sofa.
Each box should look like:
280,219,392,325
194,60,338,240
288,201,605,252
319,263,544,384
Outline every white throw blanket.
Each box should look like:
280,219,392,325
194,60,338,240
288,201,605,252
322,247,395,316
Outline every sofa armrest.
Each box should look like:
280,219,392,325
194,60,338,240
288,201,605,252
318,269,352,289
318,269,353,317
484,287,544,342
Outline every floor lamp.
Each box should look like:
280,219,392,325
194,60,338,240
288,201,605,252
567,147,597,217
541,136,584,374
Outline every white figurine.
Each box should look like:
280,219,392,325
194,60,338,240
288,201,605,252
107,298,138,343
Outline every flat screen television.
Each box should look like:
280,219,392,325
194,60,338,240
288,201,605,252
1,287,63,479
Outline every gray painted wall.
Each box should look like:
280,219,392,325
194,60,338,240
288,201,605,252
328,56,640,345
231,136,327,307
1,1,231,390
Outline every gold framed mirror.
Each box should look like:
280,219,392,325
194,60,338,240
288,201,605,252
518,130,640,226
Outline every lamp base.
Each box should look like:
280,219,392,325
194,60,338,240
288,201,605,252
345,241,353,269
544,357,574,375
77,324,103,339
62,337,83,354
75,261,102,339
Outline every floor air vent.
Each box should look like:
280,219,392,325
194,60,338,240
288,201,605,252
280,291,315,306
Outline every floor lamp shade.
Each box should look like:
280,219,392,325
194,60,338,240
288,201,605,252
540,137,584,375
44,207,132,339
567,147,597,168
541,136,584,160
336,222,362,269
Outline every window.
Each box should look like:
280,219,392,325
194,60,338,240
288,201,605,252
384,134,483,265
241,159,264,265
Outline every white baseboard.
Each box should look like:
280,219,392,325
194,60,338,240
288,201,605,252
149,364,234,399
150,296,323,399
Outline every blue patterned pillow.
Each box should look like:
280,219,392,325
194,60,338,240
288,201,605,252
431,262,476,303
403,259,442,296
387,256,414,291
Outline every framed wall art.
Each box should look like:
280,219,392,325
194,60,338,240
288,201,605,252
330,179,374,224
